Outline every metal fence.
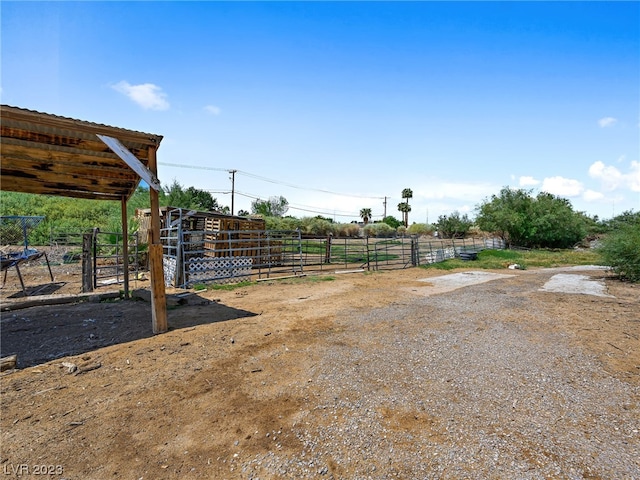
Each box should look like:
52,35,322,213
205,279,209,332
160,227,304,288
159,228,506,288
90,230,142,289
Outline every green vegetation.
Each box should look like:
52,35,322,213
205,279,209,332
476,187,587,249
398,187,413,227
206,280,255,291
251,196,289,217
597,213,640,282
420,248,602,271
363,222,395,238
382,216,403,229
435,211,473,239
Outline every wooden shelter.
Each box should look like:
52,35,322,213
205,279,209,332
0,105,168,333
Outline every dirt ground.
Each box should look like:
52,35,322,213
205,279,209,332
1,255,638,479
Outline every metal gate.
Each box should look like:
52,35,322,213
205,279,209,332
81,229,141,292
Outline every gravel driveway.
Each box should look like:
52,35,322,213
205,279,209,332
240,269,640,479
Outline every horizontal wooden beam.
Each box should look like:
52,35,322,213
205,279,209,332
1,129,150,160
0,170,137,199
1,105,163,147
2,154,140,183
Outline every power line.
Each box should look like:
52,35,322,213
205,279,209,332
158,161,385,200
233,191,381,218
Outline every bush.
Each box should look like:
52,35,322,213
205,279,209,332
299,217,336,236
407,223,434,236
363,223,395,238
336,223,361,237
598,220,640,282
436,211,473,239
476,188,586,248
381,216,403,229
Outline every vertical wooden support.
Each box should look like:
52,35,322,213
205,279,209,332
148,145,168,334
82,233,93,293
121,196,130,299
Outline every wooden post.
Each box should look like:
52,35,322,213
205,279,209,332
121,196,130,299
82,233,93,293
147,145,168,334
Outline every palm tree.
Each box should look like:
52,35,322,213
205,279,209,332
359,208,372,225
397,202,412,228
401,188,413,227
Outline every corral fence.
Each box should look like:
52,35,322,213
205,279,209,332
159,226,505,288
52,229,143,292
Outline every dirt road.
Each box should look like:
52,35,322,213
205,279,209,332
1,266,639,479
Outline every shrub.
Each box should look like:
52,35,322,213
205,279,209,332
598,220,640,282
407,223,434,236
381,216,403,229
336,223,361,237
363,222,395,238
436,211,473,239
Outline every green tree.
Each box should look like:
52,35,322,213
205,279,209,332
381,215,402,229
400,188,413,227
397,202,411,228
162,180,220,211
598,217,640,282
359,208,372,225
436,211,473,239
476,187,586,248
598,211,640,282
251,196,289,217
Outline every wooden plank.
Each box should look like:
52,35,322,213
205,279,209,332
147,144,167,334
0,168,138,195
2,174,137,201
1,128,151,159
1,137,148,168
0,180,124,200
1,355,17,372
0,106,163,147
1,154,139,182
97,135,161,191
0,291,121,312
82,234,94,293
149,243,167,334
121,197,130,299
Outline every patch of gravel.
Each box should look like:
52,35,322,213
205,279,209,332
240,274,640,479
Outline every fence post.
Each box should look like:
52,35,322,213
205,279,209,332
325,234,332,264
411,237,418,266
82,233,93,293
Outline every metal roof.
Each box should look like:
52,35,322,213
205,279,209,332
0,105,163,201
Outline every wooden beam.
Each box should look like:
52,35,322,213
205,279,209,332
97,135,161,191
1,106,163,147
121,196,130,299
1,128,151,159
0,173,136,198
147,144,167,334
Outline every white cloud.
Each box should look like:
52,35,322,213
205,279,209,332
588,160,640,192
589,161,622,191
518,176,539,187
541,176,584,197
598,116,617,128
112,81,169,110
204,105,221,115
583,190,605,202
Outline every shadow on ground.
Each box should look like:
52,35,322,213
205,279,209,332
0,295,258,368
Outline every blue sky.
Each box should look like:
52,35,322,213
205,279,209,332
2,1,639,222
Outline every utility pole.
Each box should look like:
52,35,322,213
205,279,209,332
229,169,237,215
383,196,387,218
